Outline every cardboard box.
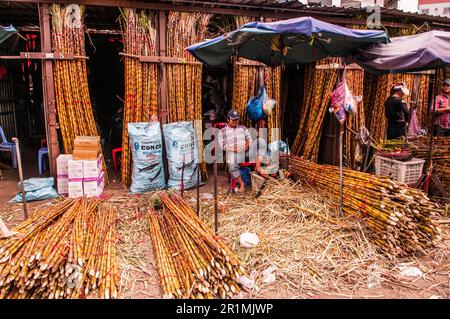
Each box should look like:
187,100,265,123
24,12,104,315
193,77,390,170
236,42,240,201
74,136,100,150
83,154,103,179
57,176,68,196
56,154,73,175
68,180,83,198
83,171,105,198
68,159,84,179
73,148,99,160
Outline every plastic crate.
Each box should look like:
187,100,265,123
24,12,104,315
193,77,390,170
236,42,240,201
375,156,425,185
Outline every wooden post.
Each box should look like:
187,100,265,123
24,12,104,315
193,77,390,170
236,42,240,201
39,3,59,176
158,11,168,124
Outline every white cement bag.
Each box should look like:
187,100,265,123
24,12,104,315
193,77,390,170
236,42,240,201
163,121,201,190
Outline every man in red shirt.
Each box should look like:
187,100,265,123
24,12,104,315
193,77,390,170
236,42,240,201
432,78,450,137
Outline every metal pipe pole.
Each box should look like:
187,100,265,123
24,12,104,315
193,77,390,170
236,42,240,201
214,129,218,235
339,125,344,216
12,138,28,220
196,162,200,216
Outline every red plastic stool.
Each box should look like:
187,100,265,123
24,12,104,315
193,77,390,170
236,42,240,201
230,162,256,189
112,147,122,171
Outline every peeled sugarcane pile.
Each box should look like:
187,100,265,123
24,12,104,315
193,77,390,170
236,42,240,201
50,4,107,180
287,155,442,257
147,192,244,299
291,58,340,161
120,9,159,186
0,199,119,299
344,69,366,169
166,12,211,177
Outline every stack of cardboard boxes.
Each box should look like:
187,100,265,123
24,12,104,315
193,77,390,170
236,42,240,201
56,136,105,198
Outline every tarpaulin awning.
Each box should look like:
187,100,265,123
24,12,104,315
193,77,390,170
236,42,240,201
348,30,450,74
186,16,389,66
0,25,17,45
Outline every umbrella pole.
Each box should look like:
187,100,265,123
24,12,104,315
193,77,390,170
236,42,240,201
196,162,200,216
339,124,344,216
214,131,219,235
425,63,440,195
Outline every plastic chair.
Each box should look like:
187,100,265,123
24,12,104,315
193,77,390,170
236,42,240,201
38,147,49,175
112,147,122,171
231,166,252,189
0,126,17,168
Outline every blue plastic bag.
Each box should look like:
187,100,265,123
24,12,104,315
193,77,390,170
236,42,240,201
10,177,59,203
128,122,166,194
247,87,266,121
11,186,59,203
164,121,202,190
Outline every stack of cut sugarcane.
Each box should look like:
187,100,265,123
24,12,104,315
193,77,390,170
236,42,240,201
365,73,430,142
291,58,340,161
50,4,107,181
0,199,119,299
120,8,159,186
288,155,442,257
147,192,244,299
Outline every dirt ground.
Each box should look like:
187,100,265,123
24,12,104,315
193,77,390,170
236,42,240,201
0,156,449,299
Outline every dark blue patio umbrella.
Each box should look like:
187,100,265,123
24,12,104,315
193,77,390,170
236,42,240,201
186,16,389,66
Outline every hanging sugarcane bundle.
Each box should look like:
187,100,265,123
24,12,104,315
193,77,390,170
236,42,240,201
166,12,211,178
50,4,108,182
287,155,443,257
0,199,119,299
120,9,159,186
147,192,244,299
291,58,340,161
344,68,366,169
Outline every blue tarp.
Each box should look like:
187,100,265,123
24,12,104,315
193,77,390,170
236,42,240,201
0,25,17,45
187,16,389,66
347,30,450,74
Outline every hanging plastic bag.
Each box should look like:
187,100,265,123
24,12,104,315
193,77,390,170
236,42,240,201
247,86,267,121
262,97,277,116
128,122,166,194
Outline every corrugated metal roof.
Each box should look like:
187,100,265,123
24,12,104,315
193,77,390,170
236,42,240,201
0,0,449,30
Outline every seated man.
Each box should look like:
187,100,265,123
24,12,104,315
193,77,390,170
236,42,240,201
218,109,253,192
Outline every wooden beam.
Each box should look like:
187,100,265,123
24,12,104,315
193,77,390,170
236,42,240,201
0,52,88,60
118,52,201,65
39,3,59,177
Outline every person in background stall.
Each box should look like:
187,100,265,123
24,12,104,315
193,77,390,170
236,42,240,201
384,82,410,140
432,78,450,137
218,109,253,193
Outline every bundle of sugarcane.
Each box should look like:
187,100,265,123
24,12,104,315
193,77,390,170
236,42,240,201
147,192,244,299
413,75,431,129
0,198,119,299
366,73,429,142
344,69,366,169
287,155,442,257
50,5,107,181
264,66,282,143
120,9,159,186
166,12,211,177
291,58,340,161
230,16,254,128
